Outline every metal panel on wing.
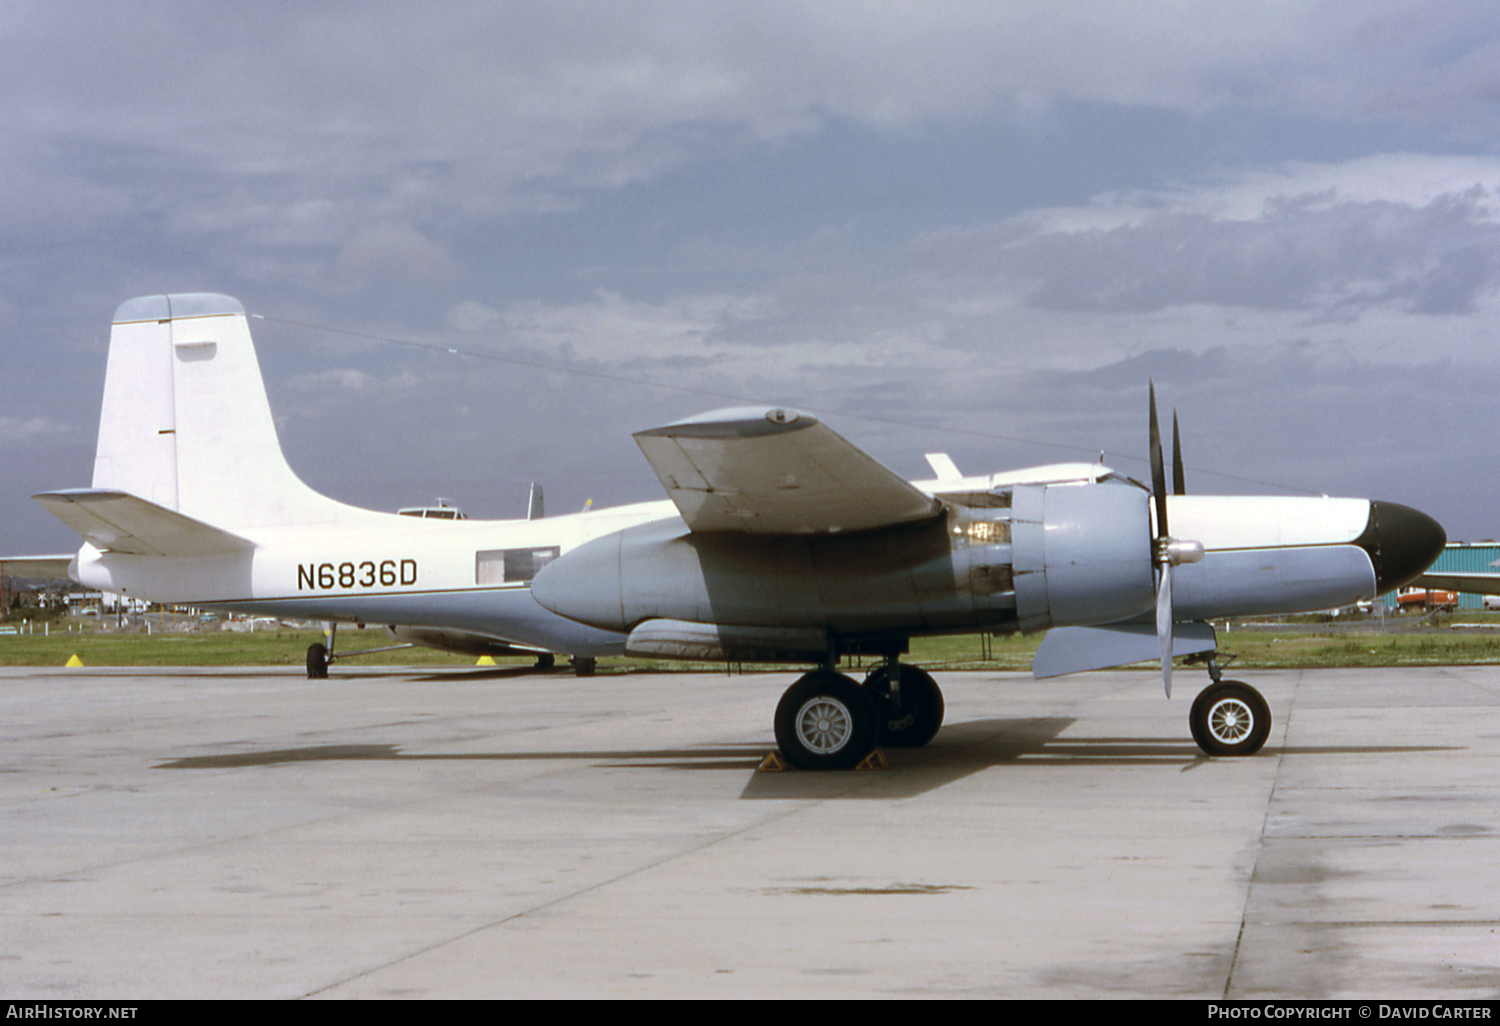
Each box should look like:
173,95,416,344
633,407,941,535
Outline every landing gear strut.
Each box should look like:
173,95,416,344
862,661,945,748
304,622,414,678
1186,656,1271,756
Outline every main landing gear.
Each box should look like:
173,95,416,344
771,654,1271,768
1185,656,1271,757
773,659,945,770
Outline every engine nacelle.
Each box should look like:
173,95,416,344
1010,483,1155,632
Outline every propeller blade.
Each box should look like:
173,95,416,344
1157,560,1174,698
1172,410,1185,496
1148,381,1168,540
1150,384,1178,697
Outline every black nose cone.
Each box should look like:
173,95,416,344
1358,501,1447,593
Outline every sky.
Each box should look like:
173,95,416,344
5,1,1500,556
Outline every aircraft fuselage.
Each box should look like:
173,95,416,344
70,500,676,656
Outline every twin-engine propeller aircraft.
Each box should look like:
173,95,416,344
33,294,1445,770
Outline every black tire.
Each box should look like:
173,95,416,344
1190,680,1271,756
306,642,329,680
535,653,556,670
863,664,945,747
571,656,596,677
774,671,879,771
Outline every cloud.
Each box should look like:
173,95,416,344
894,157,1500,343
4,6,1499,322
427,154,1500,404
446,300,504,333
0,415,75,449
1015,190,1500,317
283,367,419,396
8,4,1500,220
330,222,464,295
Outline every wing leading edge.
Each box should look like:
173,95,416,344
633,407,941,535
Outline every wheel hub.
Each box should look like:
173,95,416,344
796,697,852,754
1207,698,1253,743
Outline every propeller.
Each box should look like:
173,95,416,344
1149,382,1204,698
1173,411,1185,496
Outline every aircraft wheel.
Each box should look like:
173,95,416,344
571,656,596,677
535,653,555,670
774,670,879,770
862,664,944,747
1190,680,1271,756
306,643,329,680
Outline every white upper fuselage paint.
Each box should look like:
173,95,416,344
74,499,678,606
1158,495,1371,552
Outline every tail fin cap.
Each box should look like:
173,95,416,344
113,294,244,324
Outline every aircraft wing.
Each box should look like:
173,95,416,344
1413,572,1500,596
633,407,941,534
1032,622,1218,679
0,555,76,581
33,489,253,557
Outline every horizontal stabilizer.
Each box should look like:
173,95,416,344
0,554,76,581
634,407,941,534
33,489,253,558
924,453,962,480
1414,572,1500,596
1032,622,1218,680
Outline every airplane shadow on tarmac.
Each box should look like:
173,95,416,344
150,716,1462,801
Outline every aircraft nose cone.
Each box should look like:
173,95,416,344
1361,501,1447,594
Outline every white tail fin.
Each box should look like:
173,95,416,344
92,294,338,529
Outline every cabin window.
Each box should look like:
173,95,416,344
476,547,560,585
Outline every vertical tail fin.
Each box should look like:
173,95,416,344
92,294,337,529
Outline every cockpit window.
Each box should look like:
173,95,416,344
398,506,468,520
